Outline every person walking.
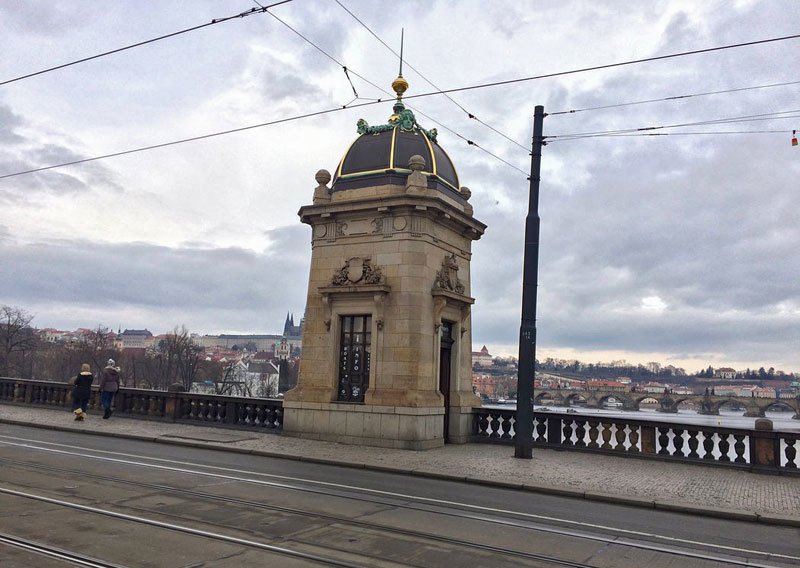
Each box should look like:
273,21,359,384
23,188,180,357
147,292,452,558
98,359,121,419
71,363,94,421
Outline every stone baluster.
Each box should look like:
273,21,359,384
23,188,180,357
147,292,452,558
500,411,513,439
783,438,797,469
535,417,547,442
574,420,587,447
718,433,732,462
671,428,686,457
476,412,489,437
628,425,640,453
656,427,671,456
701,430,716,460
614,423,627,451
600,422,613,450
733,434,748,463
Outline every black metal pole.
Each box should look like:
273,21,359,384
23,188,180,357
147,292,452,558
515,105,545,459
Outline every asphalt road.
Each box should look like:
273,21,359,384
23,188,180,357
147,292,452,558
1,423,798,567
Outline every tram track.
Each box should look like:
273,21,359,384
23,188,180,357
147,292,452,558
0,487,394,568
0,456,606,568
2,438,798,568
0,531,129,568
0,486,603,568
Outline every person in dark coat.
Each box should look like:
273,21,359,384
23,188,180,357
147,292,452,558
98,359,121,419
72,363,94,421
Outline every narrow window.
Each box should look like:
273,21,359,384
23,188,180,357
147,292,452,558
337,315,372,403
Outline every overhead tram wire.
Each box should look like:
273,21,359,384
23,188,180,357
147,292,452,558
550,129,788,141
0,1,293,87
263,10,388,98
398,33,800,103
4,32,800,181
547,109,800,142
0,104,360,180
549,79,800,116
265,6,529,176
334,0,529,153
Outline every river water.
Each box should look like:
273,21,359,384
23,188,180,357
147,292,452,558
486,404,800,433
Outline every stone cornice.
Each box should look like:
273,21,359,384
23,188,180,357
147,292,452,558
318,284,392,296
318,285,391,331
431,288,475,306
298,193,486,238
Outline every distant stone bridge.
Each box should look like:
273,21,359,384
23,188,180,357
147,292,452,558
534,388,800,418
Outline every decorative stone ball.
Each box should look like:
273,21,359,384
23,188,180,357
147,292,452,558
408,155,426,171
461,186,472,200
315,169,332,186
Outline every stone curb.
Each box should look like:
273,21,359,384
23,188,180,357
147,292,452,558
2,416,799,528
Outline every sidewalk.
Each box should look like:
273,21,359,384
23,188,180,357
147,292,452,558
1,404,798,526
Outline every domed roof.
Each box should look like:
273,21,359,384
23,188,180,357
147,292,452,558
332,81,461,196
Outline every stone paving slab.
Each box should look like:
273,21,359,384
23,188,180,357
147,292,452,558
1,404,798,526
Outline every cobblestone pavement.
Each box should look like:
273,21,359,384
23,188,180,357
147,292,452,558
2,404,798,525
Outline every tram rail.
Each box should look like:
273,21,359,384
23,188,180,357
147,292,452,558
1,436,797,568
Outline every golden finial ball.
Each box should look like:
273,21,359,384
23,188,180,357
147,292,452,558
392,75,409,98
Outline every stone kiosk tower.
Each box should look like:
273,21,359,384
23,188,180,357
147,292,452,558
283,75,486,449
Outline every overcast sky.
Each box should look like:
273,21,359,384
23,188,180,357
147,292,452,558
1,1,798,373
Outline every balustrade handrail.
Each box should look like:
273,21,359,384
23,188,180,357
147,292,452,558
473,406,799,474
3,377,798,473
0,376,283,430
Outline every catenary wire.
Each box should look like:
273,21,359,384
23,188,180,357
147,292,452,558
549,79,800,116
548,109,800,139
266,5,528,175
547,129,789,142
264,10,388,97
334,0,529,153
0,1,293,87
399,33,800,102
4,33,800,181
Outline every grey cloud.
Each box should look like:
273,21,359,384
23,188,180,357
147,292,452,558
0,3,84,36
0,136,123,202
0,104,25,144
0,224,311,333
259,63,325,103
461,45,800,368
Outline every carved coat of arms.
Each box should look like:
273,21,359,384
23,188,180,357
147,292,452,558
331,257,385,286
433,253,465,294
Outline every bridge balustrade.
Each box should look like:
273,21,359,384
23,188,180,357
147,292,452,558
473,407,799,473
0,377,283,430
2,378,796,473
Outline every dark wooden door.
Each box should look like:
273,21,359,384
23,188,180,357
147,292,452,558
439,322,454,442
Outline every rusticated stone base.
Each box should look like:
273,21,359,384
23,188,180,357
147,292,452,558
283,401,445,450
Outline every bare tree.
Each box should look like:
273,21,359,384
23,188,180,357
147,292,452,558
118,348,148,389
153,326,203,390
0,305,37,378
212,360,252,397
75,325,119,376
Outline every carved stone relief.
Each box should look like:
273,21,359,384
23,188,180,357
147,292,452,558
331,256,386,286
433,253,465,295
